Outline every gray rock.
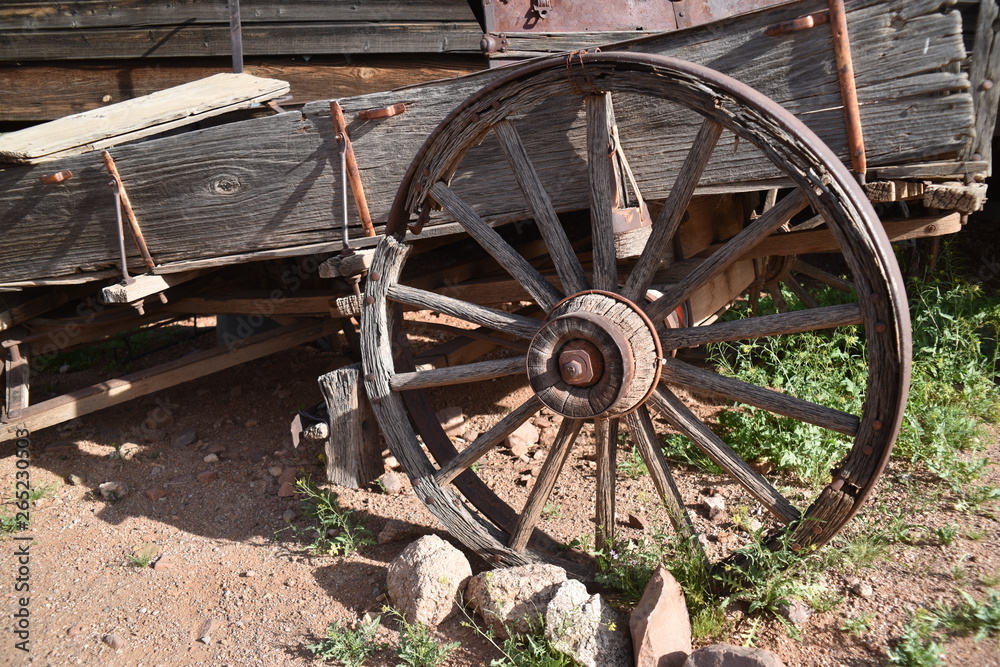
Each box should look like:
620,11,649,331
282,509,297,522
386,535,472,627
302,421,330,440
778,598,812,625
172,430,197,448
545,580,632,667
64,474,85,486
631,567,691,667
379,471,404,495
98,481,128,501
702,495,727,522
203,453,219,463
507,421,539,458
683,644,786,667
851,582,874,598
102,633,125,650
466,563,568,639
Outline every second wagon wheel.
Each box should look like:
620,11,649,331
360,53,911,572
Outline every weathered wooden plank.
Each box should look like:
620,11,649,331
0,73,290,164
100,269,207,304
0,0,974,284
319,362,384,488
1,0,476,29
0,57,485,123
0,319,338,440
0,22,483,60
962,0,1000,170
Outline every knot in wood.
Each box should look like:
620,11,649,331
211,175,244,195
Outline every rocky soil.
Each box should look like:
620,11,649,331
1,326,998,667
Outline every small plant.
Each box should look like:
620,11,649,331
965,528,987,541
841,613,874,638
108,442,135,461
307,615,385,666
541,503,562,521
933,524,959,547
290,477,375,556
388,607,459,667
887,591,1000,666
933,590,1000,640
594,537,664,605
459,606,570,667
0,511,27,535
127,544,158,568
616,447,648,479
887,615,945,667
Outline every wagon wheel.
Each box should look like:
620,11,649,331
360,53,910,572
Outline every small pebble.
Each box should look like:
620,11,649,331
203,453,219,463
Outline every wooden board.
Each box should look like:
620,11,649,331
1,0,476,29
0,73,290,163
0,22,483,61
0,56,485,123
0,0,977,284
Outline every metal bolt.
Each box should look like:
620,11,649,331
369,271,381,281
364,296,375,305
558,345,600,386
870,292,881,304
872,420,883,431
982,79,994,91
365,373,375,381
874,322,887,333
862,446,873,455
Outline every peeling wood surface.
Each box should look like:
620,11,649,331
0,0,977,284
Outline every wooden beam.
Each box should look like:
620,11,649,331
1,1,477,29
165,291,340,315
319,362,383,488
100,269,209,304
0,57,485,123
0,22,483,60
0,319,338,440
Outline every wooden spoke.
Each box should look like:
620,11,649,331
494,120,590,295
429,181,564,310
405,320,530,353
508,418,584,551
792,259,854,293
387,283,540,339
767,283,788,313
783,273,820,309
586,93,619,292
645,188,809,323
390,355,525,391
661,356,860,436
659,302,862,349
436,395,543,485
647,387,800,524
594,417,618,550
624,407,699,544
622,118,725,302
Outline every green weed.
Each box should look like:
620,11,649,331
127,544,158,568
840,613,874,637
287,478,375,556
458,606,570,667
934,524,960,547
541,503,562,521
888,591,1000,665
616,447,648,479
388,608,459,667
307,615,385,666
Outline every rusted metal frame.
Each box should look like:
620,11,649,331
330,101,377,238
357,103,407,122
102,151,156,272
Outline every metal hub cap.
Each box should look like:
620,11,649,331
527,291,663,418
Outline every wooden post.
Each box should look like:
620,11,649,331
3,342,29,421
318,362,383,488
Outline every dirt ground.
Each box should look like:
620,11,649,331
1,324,998,667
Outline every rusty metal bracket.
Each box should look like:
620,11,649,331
330,101,377,238
481,33,510,56
532,0,553,20
102,151,156,272
357,103,407,121
40,169,73,184
766,10,829,36
566,48,601,96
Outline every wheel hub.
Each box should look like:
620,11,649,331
527,291,663,419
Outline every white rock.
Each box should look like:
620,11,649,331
545,580,632,667
386,535,472,627
98,481,128,501
466,563,568,638
683,644,786,667
507,421,539,458
436,406,465,434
